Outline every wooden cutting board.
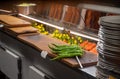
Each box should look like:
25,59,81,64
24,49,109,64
4,26,38,36
0,15,31,27
18,33,97,68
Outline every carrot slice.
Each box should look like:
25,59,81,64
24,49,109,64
90,47,98,54
80,40,89,48
84,42,92,50
86,43,96,51
84,42,96,51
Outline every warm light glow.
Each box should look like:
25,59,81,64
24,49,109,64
0,9,11,13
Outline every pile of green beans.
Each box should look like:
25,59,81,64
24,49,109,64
48,43,84,60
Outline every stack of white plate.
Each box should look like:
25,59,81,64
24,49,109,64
96,16,120,79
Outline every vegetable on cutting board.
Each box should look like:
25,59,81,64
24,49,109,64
84,42,96,51
80,40,98,54
48,43,84,60
89,47,98,54
80,40,89,48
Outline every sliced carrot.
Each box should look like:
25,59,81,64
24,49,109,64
84,42,92,50
84,42,96,51
90,47,98,54
86,43,96,51
80,40,89,48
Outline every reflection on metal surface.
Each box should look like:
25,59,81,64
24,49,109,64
29,66,45,77
5,49,19,58
81,66,97,77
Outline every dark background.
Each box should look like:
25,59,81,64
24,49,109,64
0,0,120,11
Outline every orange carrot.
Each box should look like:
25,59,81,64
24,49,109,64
80,40,89,48
84,42,92,51
90,47,98,54
85,43,96,51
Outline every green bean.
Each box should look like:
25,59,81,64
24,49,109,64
51,53,82,60
48,43,84,60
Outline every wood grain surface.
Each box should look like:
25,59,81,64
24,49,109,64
4,26,38,36
56,4,63,20
0,15,31,27
18,33,97,68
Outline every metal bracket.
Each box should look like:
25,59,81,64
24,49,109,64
41,50,48,59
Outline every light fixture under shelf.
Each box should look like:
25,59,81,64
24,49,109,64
19,13,99,42
19,14,64,30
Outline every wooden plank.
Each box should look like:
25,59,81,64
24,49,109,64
4,26,38,36
17,33,97,68
0,15,31,27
